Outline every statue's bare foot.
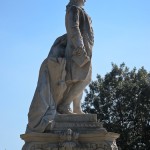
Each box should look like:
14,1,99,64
74,109,85,114
57,104,76,115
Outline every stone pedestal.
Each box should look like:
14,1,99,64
21,114,119,150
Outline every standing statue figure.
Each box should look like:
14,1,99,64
26,0,94,133
58,0,94,114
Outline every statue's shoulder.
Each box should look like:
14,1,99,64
67,5,82,13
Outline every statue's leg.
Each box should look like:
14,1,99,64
58,68,91,114
57,82,75,114
72,69,91,114
58,80,89,114
73,92,85,114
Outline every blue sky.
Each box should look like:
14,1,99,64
0,0,150,149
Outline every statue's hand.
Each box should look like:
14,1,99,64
72,46,90,67
73,46,87,56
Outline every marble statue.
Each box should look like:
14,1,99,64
26,0,94,133
21,1,120,149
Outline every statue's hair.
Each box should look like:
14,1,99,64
66,0,79,10
70,0,78,3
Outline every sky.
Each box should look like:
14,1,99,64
0,0,150,149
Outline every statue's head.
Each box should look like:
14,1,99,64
69,0,86,7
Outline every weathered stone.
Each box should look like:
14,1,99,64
21,1,120,149
21,114,119,150
21,129,119,150
25,0,94,134
44,114,105,134
54,114,97,122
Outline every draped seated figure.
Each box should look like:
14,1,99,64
26,0,94,133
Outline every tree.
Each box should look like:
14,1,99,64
82,63,150,150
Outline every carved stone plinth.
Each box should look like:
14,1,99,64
49,114,105,134
21,114,119,150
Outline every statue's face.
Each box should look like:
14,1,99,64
79,0,86,6
75,0,86,7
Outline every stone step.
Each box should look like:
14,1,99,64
54,114,97,122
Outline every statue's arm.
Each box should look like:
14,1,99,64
68,6,84,50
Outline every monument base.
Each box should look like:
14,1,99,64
21,114,119,150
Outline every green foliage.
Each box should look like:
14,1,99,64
82,63,150,150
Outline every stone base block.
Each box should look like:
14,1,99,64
21,131,119,150
21,114,119,150
49,114,105,134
